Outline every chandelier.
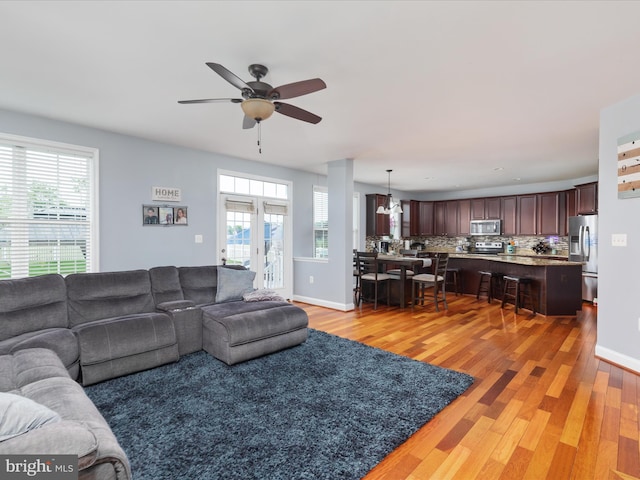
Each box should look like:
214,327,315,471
376,169,403,215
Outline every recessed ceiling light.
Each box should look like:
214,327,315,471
493,167,504,171
513,177,521,181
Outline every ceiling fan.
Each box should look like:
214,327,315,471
178,63,326,129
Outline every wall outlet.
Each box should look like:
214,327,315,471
309,276,314,284
612,233,627,247
194,234,203,244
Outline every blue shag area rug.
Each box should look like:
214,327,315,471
85,329,474,480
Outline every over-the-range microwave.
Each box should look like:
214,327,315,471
470,219,502,236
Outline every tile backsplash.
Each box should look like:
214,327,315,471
365,235,568,256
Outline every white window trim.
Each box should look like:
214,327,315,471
0,132,99,276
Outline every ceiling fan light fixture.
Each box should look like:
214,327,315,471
241,98,275,122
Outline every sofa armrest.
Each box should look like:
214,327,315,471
0,420,98,470
156,300,196,312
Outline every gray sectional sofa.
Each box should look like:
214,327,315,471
0,265,309,480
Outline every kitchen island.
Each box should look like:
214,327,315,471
447,254,583,315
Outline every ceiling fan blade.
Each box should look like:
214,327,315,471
243,116,257,129
274,102,322,124
268,78,326,100
178,98,243,104
206,62,252,92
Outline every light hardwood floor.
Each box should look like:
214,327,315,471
297,294,640,480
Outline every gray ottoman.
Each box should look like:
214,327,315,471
202,301,308,365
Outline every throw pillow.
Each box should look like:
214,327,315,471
0,392,61,442
243,289,286,302
215,267,257,303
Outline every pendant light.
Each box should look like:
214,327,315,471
376,169,403,215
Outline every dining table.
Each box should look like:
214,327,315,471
376,255,433,308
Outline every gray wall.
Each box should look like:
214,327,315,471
597,94,640,372
0,108,320,270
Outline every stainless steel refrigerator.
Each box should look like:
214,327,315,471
568,215,598,302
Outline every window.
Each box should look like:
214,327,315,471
313,186,328,258
0,134,98,279
220,173,288,199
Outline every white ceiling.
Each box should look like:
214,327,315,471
1,1,639,193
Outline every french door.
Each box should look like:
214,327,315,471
219,194,291,299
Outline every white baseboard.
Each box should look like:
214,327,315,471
292,295,354,312
595,344,640,374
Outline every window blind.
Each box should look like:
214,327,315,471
0,135,97,279
225,199,256,213
313,186,328,258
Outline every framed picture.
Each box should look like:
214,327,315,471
142,205,188,226
173,206,188,225
142,205,160,225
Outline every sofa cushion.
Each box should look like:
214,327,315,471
215,267,256,303
149,266,184,304
0,348,70,393
0,274,68,342
73,313,179,385
66,270,155,327
179,265,246,306
202,301,308,347
0,328,79,375
0,392,61,441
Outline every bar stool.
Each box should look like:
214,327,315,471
476,271,503,303
501,275,536,314
446,268,461,296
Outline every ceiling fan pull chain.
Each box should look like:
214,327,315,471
257,121,262,154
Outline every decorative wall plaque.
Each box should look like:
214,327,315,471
617,131,640,199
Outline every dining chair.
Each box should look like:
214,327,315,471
411,252,449,312
356,251,391,310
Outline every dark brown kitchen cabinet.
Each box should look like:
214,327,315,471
485,197,501,219
366,194,390,236
458,199,471,235
434,201,458,235
419,201,434,235
471,198,485,220
400,200,421,237
517,194,537,235
516,192,565,236
566,189,577,218
538,191,566,236
501,196,517,235
471,197,500,220
576,182,597,214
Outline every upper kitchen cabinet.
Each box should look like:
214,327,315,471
400,200,419,237
400,200,434,237
485,197,501,219
471,198,485,220
517,194,538,235
537,191,566,236
576,182,598,214
471,197,501,219
418,201,434,236
434,201,459,236
517,192,566,236
458,199,471,235
366,194,390,236
501,196,517,235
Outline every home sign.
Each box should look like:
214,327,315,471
152,186,181,202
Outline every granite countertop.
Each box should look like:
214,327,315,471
450,253,583,266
